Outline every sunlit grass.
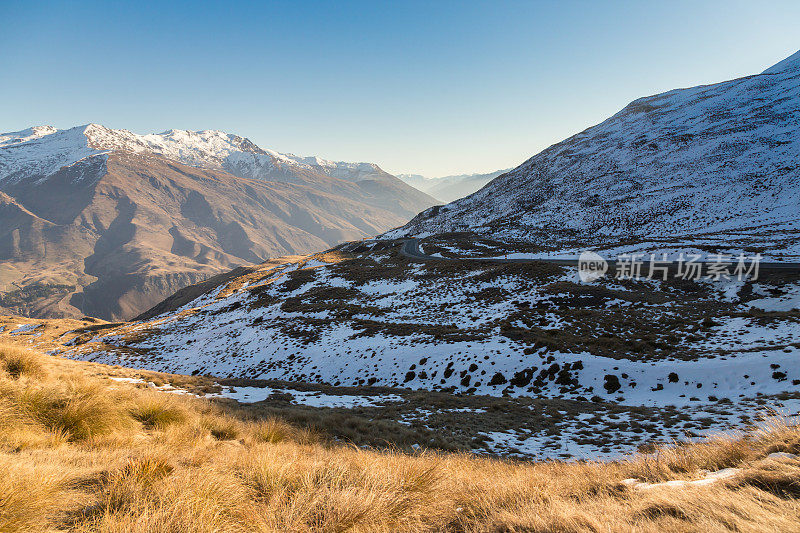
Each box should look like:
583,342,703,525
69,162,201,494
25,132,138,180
1,344,798,532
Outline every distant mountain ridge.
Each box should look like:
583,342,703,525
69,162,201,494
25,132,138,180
388,50,800,260
0,124,437,319
397,169,511,203
1,124,423,196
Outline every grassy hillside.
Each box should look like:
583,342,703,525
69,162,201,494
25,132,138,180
59,238,800,460
2,344,800,532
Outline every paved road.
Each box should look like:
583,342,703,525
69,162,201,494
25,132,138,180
399,238,800,274
401,238,582,265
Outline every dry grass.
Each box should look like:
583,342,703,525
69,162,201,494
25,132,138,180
12,378,130,442
0,458,70,533
0,344,43,379
249,416,316,445
129,391,188,429
1,344,799,532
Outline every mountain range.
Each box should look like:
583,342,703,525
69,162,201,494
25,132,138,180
0,124,437,319
397,169,510,203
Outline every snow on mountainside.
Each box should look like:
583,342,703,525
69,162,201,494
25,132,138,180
295,156,391,182
0,125,58,144
64,237,800,459
762,49,800,74
11,52,800,459
388,51,800,258
0,126,106,183
0,123,400,186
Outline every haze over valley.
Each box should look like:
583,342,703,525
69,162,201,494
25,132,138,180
397,169,511,203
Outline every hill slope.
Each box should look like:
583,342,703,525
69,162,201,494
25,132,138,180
388,51,800,260
0,125,436,319
57,233,800,458
13,52,800,461
3,343,800,532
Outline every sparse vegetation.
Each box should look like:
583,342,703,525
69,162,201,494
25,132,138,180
1,344,799,531
0,282,75,308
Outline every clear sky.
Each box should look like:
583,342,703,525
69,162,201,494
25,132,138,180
2,1,798,177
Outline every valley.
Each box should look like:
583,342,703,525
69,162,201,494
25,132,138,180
397,169,511,203
2,50,799,466
6,230,797,460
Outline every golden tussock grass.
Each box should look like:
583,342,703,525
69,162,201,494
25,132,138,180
1,343,799,532
129,390,189,429
0,344,43,379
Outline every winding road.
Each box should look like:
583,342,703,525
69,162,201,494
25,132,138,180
399,238,800,274
400,238,581,265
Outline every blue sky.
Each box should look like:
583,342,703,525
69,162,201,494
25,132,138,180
2,1,798,176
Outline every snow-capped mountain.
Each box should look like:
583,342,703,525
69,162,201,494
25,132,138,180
0,124,436,320
0,123,411,188
388,51,800,259
397,169,511,203
0,125,104,184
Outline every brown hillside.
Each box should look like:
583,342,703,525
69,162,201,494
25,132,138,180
0,152,430,319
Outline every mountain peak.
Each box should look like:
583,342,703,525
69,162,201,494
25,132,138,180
1,124,434,201
0,125,58,146
31,125,58,137
762,49,800,75
0,123,437,321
